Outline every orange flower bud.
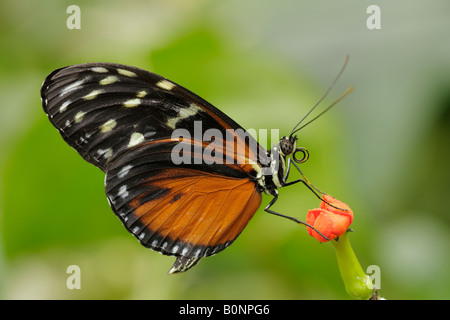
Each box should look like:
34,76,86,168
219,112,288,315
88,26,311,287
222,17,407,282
306,195,353,242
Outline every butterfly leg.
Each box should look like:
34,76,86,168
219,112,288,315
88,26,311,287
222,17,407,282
282,158,324,200
264,192,331,241
283,158,346,212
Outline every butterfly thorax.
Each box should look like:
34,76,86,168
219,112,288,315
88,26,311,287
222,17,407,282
255,136,297,197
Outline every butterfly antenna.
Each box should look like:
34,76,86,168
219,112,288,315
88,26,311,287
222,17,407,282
292,85,353,133
290,54,350,138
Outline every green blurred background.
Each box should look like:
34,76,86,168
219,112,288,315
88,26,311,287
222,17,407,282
1,0,449,299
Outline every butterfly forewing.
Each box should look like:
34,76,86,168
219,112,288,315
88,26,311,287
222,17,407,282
43,64,184,171
41,62,267,272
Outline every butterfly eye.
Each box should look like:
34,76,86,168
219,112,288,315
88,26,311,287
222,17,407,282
293,147,309,164
279,137,295,156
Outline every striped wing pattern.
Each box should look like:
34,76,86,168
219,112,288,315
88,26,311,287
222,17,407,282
41,63,265,273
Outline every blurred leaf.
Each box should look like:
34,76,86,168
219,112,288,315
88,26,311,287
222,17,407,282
2,117,125,257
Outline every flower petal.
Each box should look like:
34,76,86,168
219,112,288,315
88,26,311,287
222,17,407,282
321,194,353,225
306,196,354,242
306,209,330,242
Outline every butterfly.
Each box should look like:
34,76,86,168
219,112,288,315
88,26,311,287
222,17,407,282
41,61,350,274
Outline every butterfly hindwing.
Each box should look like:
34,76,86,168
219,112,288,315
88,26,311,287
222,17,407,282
106,166,261,263
41,62,268,272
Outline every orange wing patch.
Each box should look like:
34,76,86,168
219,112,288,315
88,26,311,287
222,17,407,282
124,168,261,258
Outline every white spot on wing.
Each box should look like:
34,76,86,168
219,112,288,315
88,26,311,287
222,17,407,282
136,90,147,98
83,89,104,101
118,165,132,179
104,172,108,188
99,119,117,133
128,132,144,148
118,185,129,199
97,148,113,159
91,67,108,73
59,100,71,113
104,149,113,159
194,248,202,257
117,68,137,77
60,78,87,97
123,98,141,108
99,75,119,85
156,79,175,91
74,111,85,123
166,103,203,129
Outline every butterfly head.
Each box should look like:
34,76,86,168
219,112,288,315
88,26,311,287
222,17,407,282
263,135,309,192
278,135,309,164
279,136,297,157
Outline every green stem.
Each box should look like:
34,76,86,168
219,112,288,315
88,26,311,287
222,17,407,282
332,231,373,300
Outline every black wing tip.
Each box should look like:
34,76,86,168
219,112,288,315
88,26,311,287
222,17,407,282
40,65,70,112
